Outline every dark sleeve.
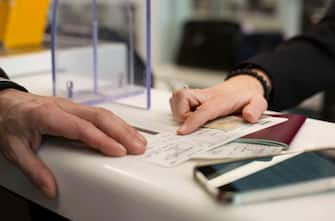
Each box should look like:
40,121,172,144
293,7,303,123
0,67,9,79
243,2,335,111
0,67,28,92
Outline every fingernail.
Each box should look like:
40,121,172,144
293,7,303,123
248,112,257,122
135,139,145,149
129,139,145,154
40,184,49,195
177,125,187,135
137,133,146,144
117,144,127,155
40,184,55,199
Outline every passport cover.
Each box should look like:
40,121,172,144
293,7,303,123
239,114,306,148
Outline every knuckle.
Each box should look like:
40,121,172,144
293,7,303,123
172,90,179,97
22,101,59,126
97,107,109,114
176,114,187,123
125,127,137,139
127,126,136,135
88,107,107,124
96,107,114,120
95,112,105,124
172,90,185,99
197,104,209,112
120,121,133,134
77,121,93,135
75,122,95,141
176,118,185,123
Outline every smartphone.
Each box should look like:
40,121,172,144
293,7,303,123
194,150,335,204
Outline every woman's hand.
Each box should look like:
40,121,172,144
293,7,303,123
170,75,269,135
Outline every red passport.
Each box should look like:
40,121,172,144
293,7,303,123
238,114,306,149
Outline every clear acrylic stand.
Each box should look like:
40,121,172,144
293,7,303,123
51,0,151,109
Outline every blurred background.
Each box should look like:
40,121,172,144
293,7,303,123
0,0,334,119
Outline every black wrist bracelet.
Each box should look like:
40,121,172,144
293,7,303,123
226,68,271,102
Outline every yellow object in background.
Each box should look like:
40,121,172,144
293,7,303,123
0,0,10,41
0,0,49,49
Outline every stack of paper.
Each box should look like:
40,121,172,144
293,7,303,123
142,116,287,167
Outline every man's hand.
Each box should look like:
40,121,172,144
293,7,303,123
0,89,147,199
170,75,270,135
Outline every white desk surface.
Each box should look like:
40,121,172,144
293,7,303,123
1,53,335,221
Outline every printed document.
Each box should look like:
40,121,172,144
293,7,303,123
142,116,287,167
193,142,283,160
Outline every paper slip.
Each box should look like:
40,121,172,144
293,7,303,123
193,142,283,160
142,116,287,167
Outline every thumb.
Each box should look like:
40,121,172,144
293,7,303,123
242,95,268,123
7,137,57,199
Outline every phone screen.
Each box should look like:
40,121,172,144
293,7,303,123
197,151,335,193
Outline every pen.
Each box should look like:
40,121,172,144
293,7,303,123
132,126,159,135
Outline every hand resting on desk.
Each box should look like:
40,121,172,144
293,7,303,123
0,89,147,199
170,74,269,135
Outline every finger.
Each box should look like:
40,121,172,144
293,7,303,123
57,102,146,155
177,100,231,135
171,90,195,122
188,94,203,111
242,95,268,123
170,96,197,123
37,106,128,156
169,97,178,120
5,136,57,199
